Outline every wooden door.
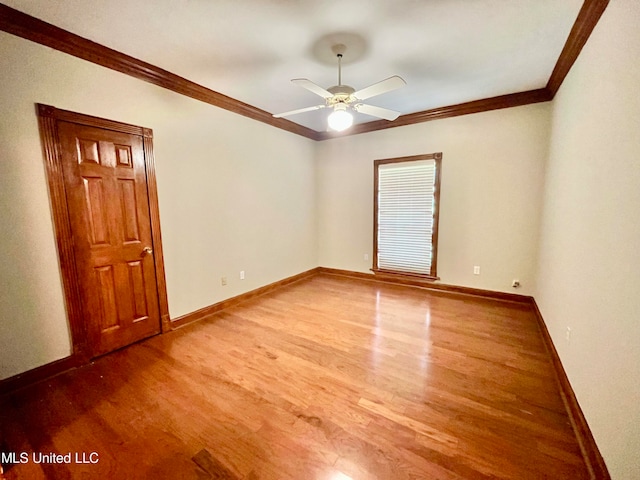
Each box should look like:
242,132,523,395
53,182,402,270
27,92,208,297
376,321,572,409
57,121,161,356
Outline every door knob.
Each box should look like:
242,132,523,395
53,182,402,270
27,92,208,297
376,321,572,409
142,246,153,256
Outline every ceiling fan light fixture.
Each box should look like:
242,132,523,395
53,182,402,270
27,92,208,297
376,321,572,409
327,104,353,131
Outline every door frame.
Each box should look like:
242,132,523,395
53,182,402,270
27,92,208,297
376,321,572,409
37,104,171,363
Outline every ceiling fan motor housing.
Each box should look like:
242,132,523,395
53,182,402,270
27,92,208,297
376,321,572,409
327,85,355,106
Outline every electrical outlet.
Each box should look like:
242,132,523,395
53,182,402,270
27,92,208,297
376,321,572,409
364,253,369,261
221,276,227,286
473,266,480,275
512,279,520,288
240,270,245,280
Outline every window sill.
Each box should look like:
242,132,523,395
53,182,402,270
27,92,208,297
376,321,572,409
371,269,440,283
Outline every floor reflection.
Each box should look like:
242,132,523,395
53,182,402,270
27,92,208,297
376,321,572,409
369,288,432,395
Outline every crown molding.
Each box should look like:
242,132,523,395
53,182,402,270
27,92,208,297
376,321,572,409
0,1,608,141
547,0,609,97
316,88,553,140
0,3,321,141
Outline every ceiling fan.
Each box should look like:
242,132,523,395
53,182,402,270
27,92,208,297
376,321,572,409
273,44,406,131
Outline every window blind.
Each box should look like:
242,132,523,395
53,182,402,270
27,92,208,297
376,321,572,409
377,159,437,275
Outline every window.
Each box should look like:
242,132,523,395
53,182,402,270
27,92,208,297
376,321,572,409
373,153,442,279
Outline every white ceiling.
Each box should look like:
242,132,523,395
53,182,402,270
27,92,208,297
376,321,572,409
5,0,583,132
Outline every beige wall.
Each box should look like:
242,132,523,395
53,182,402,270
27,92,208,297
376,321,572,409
535,1,640,478
316,104,551,295
0,32,317,379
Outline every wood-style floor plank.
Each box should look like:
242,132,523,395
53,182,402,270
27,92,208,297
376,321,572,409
0,274,588,479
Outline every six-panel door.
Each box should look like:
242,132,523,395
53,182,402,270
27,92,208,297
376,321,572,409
58,121,161,356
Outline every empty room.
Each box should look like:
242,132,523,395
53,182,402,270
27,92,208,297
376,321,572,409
0,1,638,479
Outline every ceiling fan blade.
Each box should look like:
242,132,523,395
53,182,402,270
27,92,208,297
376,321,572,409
272,104,327,118
353,75,406,101
354,103,401,121
292,79,334,99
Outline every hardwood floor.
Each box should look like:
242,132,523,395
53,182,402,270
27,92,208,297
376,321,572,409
0,274,588,479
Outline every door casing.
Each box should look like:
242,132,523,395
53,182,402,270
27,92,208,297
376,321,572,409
37,104,171,363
